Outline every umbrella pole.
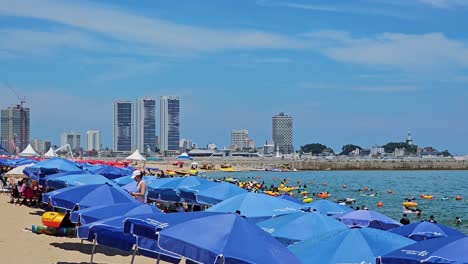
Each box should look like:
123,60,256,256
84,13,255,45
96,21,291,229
130,244,137,264
90,235,97,264
156,254,161,264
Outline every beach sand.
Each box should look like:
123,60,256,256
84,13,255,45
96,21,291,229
0,194,171,264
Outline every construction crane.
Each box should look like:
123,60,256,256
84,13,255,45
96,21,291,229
3,82,26,107
54,144,76,160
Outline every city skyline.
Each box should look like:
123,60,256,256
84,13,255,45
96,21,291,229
1,1,467,154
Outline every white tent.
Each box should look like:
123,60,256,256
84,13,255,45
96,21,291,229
5,163,34,179
177,152,192,160
18,144,39,157
44,147,57,158
126,149,146,161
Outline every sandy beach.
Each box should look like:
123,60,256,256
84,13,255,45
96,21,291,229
0,194,170,264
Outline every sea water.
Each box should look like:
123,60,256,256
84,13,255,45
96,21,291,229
207,170,468,234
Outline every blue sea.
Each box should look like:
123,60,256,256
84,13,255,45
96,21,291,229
205,170,468,234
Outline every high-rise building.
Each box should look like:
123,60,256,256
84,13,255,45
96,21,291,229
136,98,156,153
160,96,180,155
86,130,101,151
0,104,30,154
272,112,293,154
113,100,134,152
179,138,193,152
231,129,250,150
31,138,51,153
61,131,81,150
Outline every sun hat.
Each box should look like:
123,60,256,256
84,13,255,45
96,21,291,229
131,170,141,179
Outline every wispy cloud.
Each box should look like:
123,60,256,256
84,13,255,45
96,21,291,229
418,0,468,8
302,30,468,70
0,0,303,54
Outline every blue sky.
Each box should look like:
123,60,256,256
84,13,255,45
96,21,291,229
1,0,468,154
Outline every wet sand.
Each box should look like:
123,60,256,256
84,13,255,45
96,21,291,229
0,194,170,264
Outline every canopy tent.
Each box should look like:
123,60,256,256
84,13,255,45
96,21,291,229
177,152,192,160
206,192,303,222
126,149,146,161
378,236,467,264
44,147,57,158
4,163,35,179
289,227,415,264
18,144,39,157
257,212,347,246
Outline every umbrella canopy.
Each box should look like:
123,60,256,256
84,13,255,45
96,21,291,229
378,236,467,264
24,157,82,181
4,163,34,179
336,210,402,230
45,173,112,190
195,182,247,205
0,158,37,167
388,221,465,241
206,192,303,222
70,203,163,225
308,200,353,216
289,227,415,264
90,165,132,180
156,213,301,264
44,147,57,158
126,149,146,161
43,183,136,210
147,176,213,202
177,152,192,160
18,144,39,157
112,175,157,187
39,170,89,186
257,212,347,246
121,176,157,193
278,194,304,205
78,214,182,264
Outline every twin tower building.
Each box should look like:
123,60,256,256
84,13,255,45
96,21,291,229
113,96,179,156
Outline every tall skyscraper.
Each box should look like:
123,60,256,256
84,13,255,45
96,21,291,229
0,104,30,154
160,96,180,155
61,131,81,150
86,130,101,151
136,98,156,153
272,112,293,154
113,100,134,152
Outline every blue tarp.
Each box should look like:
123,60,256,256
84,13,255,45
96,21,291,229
43,183,136,210
378,236,467,264
308,200,353,216
289,227,415,264
206,192,303,222
70,203,163,225
389,221,466,241
257,212,347,246
336,210,402,230
24,157,82,181
157,213,301,264
45,173,111,190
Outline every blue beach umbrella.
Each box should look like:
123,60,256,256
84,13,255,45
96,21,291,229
257,212,347,246
148,176,213,202
78,214,182,264
39,170,89,186
289,227,415,264
112,175,158,187
308,200,353,216
337,210,402,230
195,182,247,205
121,176,158,193
70,202,163,225
90,165,132,180
206,192,303,222
24,157,82,181
45,173,111,190
378,236,468,264
389,221,465,241
43,183,136,210
156,213,301,264
278,194,304,205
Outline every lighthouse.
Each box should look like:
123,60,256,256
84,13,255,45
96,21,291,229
406,131,414,145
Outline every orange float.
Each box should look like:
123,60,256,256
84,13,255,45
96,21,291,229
317,192,330,199
342,185,347,189
455,195,462,201
387,190,393,194
377,202,384,207
364,187,369,191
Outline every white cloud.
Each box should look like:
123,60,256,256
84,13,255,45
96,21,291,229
303,30,468,70
0,0,303,53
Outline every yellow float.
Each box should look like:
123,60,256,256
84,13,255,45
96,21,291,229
402,201,418,207
423,195,433,200
303,197,313,203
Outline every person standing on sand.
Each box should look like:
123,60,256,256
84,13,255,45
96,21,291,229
130,170,147,203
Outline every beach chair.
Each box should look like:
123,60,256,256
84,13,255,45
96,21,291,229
9,184,21,204
20,186,37,206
